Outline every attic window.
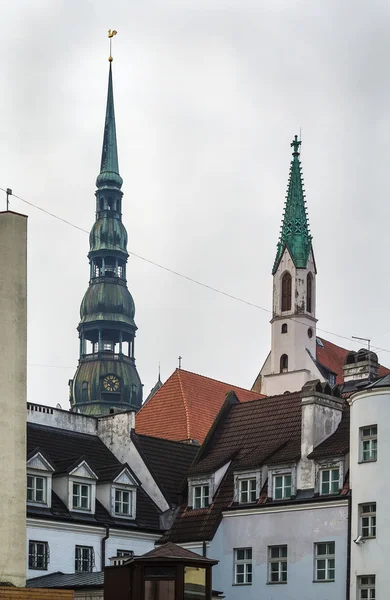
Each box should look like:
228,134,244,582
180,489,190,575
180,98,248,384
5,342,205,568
72,483,91,511
27,475,47,504
115,489,133,516
193,485,210,509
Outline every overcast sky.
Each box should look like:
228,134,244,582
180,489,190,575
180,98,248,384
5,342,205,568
3,0,390,408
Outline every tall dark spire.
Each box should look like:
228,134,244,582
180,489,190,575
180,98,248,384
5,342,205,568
96,63,123,190
69,52,143,416
272,135,312,274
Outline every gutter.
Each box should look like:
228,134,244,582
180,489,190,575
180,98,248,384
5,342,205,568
102,525,110,570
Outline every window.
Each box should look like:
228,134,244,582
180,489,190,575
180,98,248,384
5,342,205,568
28,541,49,570
281,272,292,312
115,489,132,516
75,545,95,573
233,548,252,584
360,503,376,538
280,354,288,373
358,575,375,599
307,273,313,313
273,474,291,500
239,478,257,504
281,323,288,334
117,549,134,557
27,475,46,504
320,468,339,495
268,546,287,583
314,542,335,581
72,483,91,510
361,426,377,462
193,485,210,509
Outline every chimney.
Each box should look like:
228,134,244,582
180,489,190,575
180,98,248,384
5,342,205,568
342,349,379,383
299,380,343,490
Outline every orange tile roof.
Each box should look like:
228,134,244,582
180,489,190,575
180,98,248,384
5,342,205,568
135,369,263,443
317,337,390,384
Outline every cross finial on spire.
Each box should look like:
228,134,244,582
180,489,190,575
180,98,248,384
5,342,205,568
108,29,117,62
291,134,301,156
178,356,182,369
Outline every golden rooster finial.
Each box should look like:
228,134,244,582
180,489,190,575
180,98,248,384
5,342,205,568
108,29,118,62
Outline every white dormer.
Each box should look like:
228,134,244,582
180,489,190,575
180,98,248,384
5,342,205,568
52,459,98,514
96,466,138,520
188,462,231,509
27,452,55,508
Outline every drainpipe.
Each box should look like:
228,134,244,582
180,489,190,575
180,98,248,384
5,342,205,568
346,493,351,600
102,525,110,570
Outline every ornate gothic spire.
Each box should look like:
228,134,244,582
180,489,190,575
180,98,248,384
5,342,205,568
272,135,312,274
96,62,123,190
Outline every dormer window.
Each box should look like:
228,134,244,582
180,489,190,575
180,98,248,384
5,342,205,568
115,489,133,516
234,471,261,504
268,466,296,500
72,483,91,511
274,474,291,500
193,485,210,509
320,468,339,495
27,475,46,504
315,460,343,496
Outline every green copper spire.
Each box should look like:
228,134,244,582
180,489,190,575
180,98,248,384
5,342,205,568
96,62,123,190
272,135,312,274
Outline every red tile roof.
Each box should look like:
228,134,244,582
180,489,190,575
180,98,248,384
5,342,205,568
135,369,263,443
317,337,389,384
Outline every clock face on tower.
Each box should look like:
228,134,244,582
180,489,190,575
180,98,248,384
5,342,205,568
103,375,120,392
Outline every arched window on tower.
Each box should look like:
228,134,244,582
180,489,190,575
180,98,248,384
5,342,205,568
280,354,288,373
281,273,292,312
281,323,288,334
307,273,313,313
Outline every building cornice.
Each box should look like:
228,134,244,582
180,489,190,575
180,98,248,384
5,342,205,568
27,518,160,540
222,498,348,518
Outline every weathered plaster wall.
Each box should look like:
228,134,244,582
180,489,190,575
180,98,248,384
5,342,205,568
349,388,390,599
185,503,348,600
27,403,97,435
0,212,27,586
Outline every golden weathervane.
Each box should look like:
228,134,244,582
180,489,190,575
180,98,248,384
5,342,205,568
108,29,117,62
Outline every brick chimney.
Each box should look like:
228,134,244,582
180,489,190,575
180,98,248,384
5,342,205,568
342,349,379,383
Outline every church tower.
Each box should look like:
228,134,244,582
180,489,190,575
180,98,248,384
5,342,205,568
69,58,142,415
253,136,322,396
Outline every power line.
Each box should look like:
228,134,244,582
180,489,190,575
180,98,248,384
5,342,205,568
2,186,390,358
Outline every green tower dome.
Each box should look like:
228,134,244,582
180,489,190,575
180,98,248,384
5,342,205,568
69,59,143,416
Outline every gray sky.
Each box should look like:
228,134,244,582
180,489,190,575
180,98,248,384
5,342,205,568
3,0,390,408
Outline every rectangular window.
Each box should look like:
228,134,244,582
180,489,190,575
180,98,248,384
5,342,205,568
193,485,210,509
239,479,257,504
361,426,377,462
358,575,375,599
27,475,46,504
117,549,134,557
75,545,94,573
72,483,91,510
314,542,335,581
360,503,376,538
115,489,132,516
234,548,252,585
273,474,292,500
268,545,287,583
320,468,339,495
28,541,49,570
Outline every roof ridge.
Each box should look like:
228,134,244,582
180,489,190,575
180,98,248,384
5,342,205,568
177,368,259,395
135,432,198,448
177,370,191,440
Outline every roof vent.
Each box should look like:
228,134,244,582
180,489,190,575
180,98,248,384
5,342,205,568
316,337,324,348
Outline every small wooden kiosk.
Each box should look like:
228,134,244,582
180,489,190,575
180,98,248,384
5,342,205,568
104,542,218,600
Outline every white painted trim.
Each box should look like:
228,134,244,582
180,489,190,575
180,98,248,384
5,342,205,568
222,499,348,518
179,542,211,550
27,452,55,472
27,518,161,540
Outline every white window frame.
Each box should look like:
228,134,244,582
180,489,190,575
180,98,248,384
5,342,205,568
234,471,261,504
268,466,296,500
273,473,292,500
314,542,335,582
27,474,47,504
75,545,95,573
357,575,375,599
72,482,91,511
268,545,287,584
360,426,377,462
233,548,252,585
239,478,257,504
28,540,49,571
320,468,340,495
360,503,376,539
193,484,210,509
114,488,134,517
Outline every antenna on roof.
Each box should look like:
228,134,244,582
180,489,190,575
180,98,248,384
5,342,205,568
352,336,371,351
178,356,182,370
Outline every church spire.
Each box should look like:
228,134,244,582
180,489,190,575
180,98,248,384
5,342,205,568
96,61,123,190
272,135,312,274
